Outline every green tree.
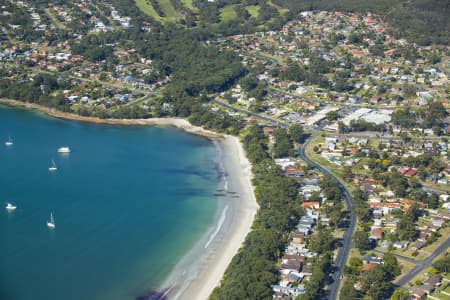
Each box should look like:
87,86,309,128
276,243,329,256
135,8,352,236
340,279,359,299
353,230,372,251
289,124,305,144
273,128,294,158
432,252,450,273
383,253,401,277
390,288,409,300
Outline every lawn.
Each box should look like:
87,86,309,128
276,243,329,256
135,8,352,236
220,5,237,22
45,9,66,30
420,227,450,256
304,135,357,195
135,0,161,20
157,0,178,22
246,5,260,18
398,259,417,278
181,0,197,12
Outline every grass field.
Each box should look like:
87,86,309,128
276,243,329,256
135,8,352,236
220,5,237,22
157,0,178,22
135,0,161,20
181,0,197,12
246,5,260,18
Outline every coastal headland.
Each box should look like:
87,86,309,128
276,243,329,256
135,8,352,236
0,98,259,300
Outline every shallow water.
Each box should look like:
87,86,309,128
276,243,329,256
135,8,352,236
0,106,221,300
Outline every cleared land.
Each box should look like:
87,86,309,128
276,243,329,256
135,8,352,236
220,5,237,22
157,0,178,22
181,0,197,12
246,5,260,18
135,0,161,20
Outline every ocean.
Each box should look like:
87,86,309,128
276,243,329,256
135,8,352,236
0,106,223,300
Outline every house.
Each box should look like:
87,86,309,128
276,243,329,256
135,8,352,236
301,202,320,210
362,254,382,265
431,218,445,228
410,289,426,300
281,260,302,273
405,169,417,177
298,226,310,235
424,274,442,288
393,241,408,249
292,232,306,244
284,166,304,177
299,217,315,228
419,284,434,295
370,227,383,240
411,240,426,251
271,284,305,297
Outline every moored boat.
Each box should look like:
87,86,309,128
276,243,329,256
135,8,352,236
58,147,71,153
5,202,16,211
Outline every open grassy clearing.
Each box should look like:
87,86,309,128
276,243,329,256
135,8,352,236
181,0,197,12
268,0,289,15
246,5,260,18
135,0,162,21
157,0,178,22
220,5,237,22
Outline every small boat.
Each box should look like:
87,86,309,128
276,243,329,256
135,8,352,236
48,159,57,172
5,202,16,211
58,147,71,153
47,212,55,229
5,136,13,146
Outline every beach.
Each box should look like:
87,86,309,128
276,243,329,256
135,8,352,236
164,135,258,300
0,98,223,139
0,98,259,300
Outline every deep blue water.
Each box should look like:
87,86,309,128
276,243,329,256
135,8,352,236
0,106,221,300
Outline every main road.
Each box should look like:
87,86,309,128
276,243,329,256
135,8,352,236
211,97,356,299
298,136,356,300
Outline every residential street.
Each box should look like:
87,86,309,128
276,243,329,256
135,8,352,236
298,137,355,300
394,237,450,287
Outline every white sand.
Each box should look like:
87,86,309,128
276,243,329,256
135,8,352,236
171,136,258,300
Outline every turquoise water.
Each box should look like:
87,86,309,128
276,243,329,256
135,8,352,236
0,106,221,300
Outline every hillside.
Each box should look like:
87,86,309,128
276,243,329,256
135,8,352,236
271,0,450,45
132,0,449,45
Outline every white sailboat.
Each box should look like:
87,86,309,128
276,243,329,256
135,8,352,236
48,159,57,172
5,202,16,211
47,212,55,229
5,136,13,146
58,146,71,153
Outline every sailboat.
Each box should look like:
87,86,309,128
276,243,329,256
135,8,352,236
5,136,13,146
47,212,55,229
5,202,16,211
48,159,57,172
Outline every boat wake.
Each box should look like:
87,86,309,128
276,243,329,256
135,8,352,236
204,205,228,249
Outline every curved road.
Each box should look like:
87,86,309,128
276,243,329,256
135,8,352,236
298,137,356,300
211,98,289,128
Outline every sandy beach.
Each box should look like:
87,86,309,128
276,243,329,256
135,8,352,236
166,136,258,300
1,98,259,300
0,98,223,139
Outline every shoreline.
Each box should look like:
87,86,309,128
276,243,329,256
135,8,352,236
1,98,259,300
0,98,223,139
165,136,258,300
